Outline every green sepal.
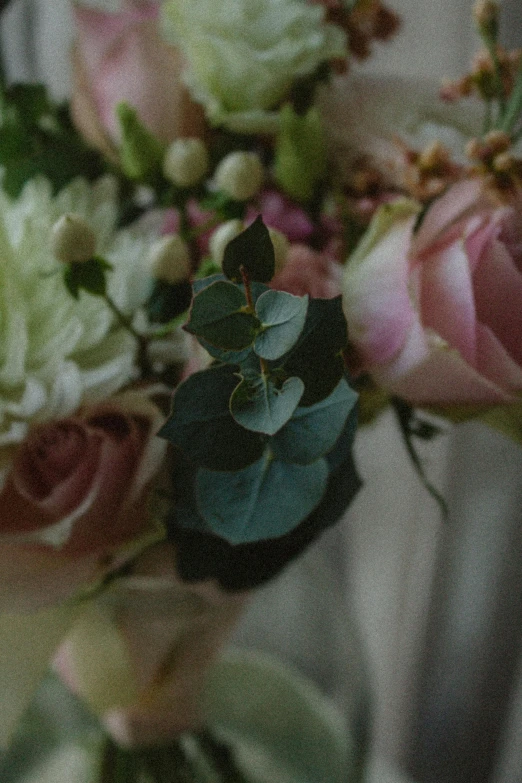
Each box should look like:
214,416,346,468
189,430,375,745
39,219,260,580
158,364,264,471
254,289,308,360
222,216,275,283
63,256,112,299
146,279,192,324
273,104,327,203
271,377,358,464
230,373,304,435
195,451,329,544
116,101,165,182
185,279,260,350
275,296,348,406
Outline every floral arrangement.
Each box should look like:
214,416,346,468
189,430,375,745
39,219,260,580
0,0,521,781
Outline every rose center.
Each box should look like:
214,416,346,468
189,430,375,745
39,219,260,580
24,422,87,498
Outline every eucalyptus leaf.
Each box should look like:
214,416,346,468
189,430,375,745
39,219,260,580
277,296,348,406
159,365,264,471
230,374,304,435
222,216,275,283
254,290,308,361
196,453,329,543
271,378,358,464
185,280,260,350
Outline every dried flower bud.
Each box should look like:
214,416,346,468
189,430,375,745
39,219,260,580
493,152,515,173
163,138,209,188
268,228,290,274
483,129,511,154
51,214,97,264
209,220,244,265
473,0,498,36
214,152,264,201
418,140,450,172
148,234,191,284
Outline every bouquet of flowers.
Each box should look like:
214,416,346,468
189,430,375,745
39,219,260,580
0,0,520,780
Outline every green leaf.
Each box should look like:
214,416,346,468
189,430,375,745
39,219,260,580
277,297,348,406
63,257,112,299
116,101,165,182
254,290,308,361
273,104,327,203
230,373,304,435
196,453,329,543
158,365,264,471
222,216,275,283
185,280,260,350
271,378,358,464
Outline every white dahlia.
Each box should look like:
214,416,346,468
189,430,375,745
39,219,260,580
0,176,156,447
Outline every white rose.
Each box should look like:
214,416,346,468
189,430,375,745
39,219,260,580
161,0,347,133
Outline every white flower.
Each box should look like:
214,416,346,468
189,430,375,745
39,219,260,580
161,0,347,133
214,151,264,201
0,176,158,447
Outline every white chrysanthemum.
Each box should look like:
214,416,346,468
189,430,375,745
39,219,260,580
0,176,157,447
161,0,347,133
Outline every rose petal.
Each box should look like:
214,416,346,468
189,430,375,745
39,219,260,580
413,179,482,255
475,324,522,392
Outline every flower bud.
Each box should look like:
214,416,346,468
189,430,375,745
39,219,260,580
268,228,289,274
148,234,191,284
473,1,498,37
163,138,209,188
51,214,97,264
214,152,264,201
209,220,244,265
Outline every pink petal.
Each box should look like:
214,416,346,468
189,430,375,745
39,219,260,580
473,237,522,366
418,239,477,367
343,215,419,366
475,323,522,391
413,179,482,255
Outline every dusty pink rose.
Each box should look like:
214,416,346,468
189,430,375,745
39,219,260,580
0,392,166,612
342,180,522,405
246,190,314,243
55,543,248,747
72,1,204,156
271,243,342,298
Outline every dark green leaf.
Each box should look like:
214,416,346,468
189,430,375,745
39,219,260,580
222,216,275,283
254,289,308,360
230,373,304,435
185,280,260,350
63,257,111,299
276,296,348,406
147,279,192,324
271,378,358,464
158,365,264,471
196,452,329,543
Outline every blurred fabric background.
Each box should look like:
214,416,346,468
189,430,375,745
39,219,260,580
1,1,521,781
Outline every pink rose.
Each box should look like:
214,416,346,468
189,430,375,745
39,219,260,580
55,544,248,747
0,392,166,612
342,180,522,405
246,190,314,243
271,243,342,298
72,1,204,155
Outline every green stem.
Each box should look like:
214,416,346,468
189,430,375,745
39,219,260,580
104,293,153,377
195,730,251,783
501,62,522,134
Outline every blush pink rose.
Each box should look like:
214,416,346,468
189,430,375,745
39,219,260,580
72,1,205,156
342,180,522,405
0,392,166,612
54,543,248,747
271,243,342,298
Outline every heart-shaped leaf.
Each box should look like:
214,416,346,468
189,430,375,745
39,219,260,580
254,289,308,360
230,374,304,435
159,365,264,471
196,453,329,544
185,280,260,350
222,216,275,283
271,378,358,464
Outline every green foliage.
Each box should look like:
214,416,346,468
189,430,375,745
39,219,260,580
230,374,304,435
254,289,308,360
185,280,260,350
159,217,359,545
196,452,329,544
273,104,327,203
222,216,275,283
63,256,112,299
0,84,105,197
116,101,165,182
